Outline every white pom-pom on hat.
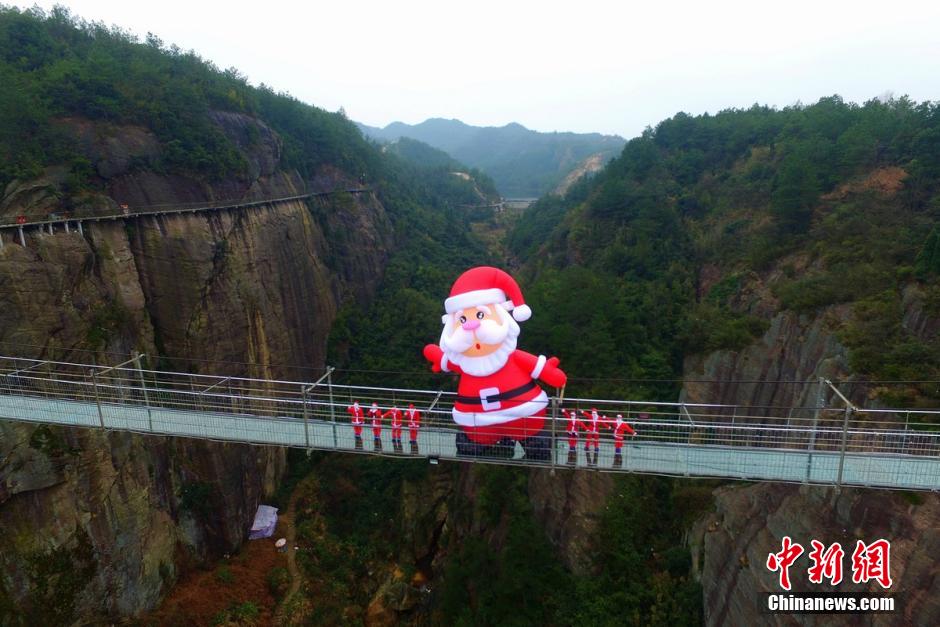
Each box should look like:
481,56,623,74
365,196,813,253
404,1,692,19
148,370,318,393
512,304,532,322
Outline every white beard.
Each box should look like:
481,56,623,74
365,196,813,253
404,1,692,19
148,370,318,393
447,335,517,376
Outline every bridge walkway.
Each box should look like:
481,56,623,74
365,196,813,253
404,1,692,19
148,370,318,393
1,356,938,491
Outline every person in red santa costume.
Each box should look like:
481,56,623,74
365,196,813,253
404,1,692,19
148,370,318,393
564,408,582,452
368,402,383,443
384,405,404,446
605,413,636,455
578,408,604,453
406,403,421,446
347,401,365,439
423,266,567,460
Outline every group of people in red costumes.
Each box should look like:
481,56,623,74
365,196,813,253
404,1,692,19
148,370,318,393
564,407,637,464
346,401,422,452
347,398,638,463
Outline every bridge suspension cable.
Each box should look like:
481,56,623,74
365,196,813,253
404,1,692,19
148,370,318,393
1,342,938,387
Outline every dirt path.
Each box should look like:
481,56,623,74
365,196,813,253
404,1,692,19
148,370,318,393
273,488,303,625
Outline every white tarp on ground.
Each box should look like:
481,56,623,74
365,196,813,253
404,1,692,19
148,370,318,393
249,504,278,539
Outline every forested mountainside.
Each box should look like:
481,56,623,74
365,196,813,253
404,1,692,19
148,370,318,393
382,137,501,208
358,117,625,198
0,7,490,223
510,96,940,402
503,96,940,625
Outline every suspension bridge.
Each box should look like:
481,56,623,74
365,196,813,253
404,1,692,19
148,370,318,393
0,188,371,248
1,355,938,491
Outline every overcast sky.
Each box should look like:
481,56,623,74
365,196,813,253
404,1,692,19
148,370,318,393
23,0,940,138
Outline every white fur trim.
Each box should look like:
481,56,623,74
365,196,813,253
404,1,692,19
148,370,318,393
440,353,450,373
445,288,506,313
512,304,532,322
451,390,548,426
530,354,547,379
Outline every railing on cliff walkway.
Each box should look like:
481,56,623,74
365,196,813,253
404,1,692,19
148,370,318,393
0,355,938,492
0,188,371,247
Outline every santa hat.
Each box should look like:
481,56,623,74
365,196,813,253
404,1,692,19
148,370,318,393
443,266,532,322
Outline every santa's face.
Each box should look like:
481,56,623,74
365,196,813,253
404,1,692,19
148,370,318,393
447,305,506,357
439,303,520,376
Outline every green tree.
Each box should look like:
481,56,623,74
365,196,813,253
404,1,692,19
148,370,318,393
771,153,820,234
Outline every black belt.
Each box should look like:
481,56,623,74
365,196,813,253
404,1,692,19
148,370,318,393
455,380,538,406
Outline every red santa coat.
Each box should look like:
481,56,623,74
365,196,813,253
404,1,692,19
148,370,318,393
606,418,636,442
347,404,364,424
383,408,403,427
578,410,604,434
564,410,581,448
424,346,565,445
565,410,580,435
368,407,383,426
407,407,421,442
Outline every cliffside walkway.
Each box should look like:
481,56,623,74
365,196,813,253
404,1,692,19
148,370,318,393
0,188,370,247
1,355,938,492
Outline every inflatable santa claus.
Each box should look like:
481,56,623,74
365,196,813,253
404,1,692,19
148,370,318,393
423,266,566,459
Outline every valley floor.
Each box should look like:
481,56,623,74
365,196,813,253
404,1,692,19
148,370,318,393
141,521,289,626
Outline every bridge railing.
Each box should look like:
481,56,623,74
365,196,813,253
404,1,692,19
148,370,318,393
2,355,940,464
0,188,372,231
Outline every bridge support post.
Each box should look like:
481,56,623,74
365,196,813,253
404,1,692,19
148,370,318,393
91,369,105,429
804,377,825,484
328,369,337,449
902,411,910,454
302,388,311,449
10,358,23,394
835,405,853,491
18,227,25,246
65,222,70,234
133,352,152,432
77,221,84,236
550,389,561,474
189,375,198,412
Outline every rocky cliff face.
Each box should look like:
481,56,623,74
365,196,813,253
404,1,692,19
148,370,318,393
359,464,614,626
681,307,852,411
528,468,613,576
683,271,940,626
0,114,393,623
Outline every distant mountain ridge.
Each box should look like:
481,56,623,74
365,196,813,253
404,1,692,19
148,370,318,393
357,117,625,197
